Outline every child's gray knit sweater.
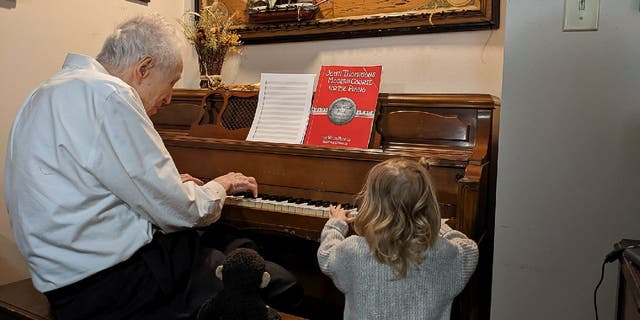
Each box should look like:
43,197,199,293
317,219,478,320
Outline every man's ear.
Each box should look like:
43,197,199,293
260,271,270,289
135,56,154,81
215,265,223,280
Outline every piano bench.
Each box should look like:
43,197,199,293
0,279,50,320
0,279,307,320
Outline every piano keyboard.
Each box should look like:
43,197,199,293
224,193,450,227
224,193,358,219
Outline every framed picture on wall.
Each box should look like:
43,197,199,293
196,0,499,44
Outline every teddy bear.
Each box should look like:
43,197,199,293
197,248,282,320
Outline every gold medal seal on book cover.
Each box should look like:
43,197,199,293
328,97,357,125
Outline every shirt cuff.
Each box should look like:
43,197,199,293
326,218,349,236
203,180,227,202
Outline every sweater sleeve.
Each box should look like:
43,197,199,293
317,218,349,290
439,223,479,287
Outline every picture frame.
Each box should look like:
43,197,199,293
197,0,499,44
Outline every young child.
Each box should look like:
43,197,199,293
317,158,479,320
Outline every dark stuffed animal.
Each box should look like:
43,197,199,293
198,248,281,320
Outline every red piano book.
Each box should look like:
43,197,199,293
303,65,382,149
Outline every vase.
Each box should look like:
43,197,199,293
196,45,228,89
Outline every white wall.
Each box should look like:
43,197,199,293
493,1,640,319
212,29,504,95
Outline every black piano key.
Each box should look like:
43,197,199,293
233,191,254,198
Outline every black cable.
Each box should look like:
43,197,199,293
594,260,606,320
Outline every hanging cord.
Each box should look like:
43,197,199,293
593,260,606,320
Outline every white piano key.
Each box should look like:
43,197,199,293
225,194,359,220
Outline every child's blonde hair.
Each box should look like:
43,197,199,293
352,158,441,279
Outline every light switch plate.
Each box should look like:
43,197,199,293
564,0,600,31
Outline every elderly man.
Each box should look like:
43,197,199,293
4,13,298,320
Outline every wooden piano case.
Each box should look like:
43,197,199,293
150,89,500,320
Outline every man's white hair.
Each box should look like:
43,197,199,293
97,13,183,72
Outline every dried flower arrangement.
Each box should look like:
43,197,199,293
179,1,242,88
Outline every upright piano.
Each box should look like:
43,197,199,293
151,88,500,319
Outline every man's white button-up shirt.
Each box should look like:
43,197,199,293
4,53,226,292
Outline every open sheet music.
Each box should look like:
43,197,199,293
246,73,315,144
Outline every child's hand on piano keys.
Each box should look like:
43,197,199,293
213,172,258,197
329,204,354,223
180,173,204,186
